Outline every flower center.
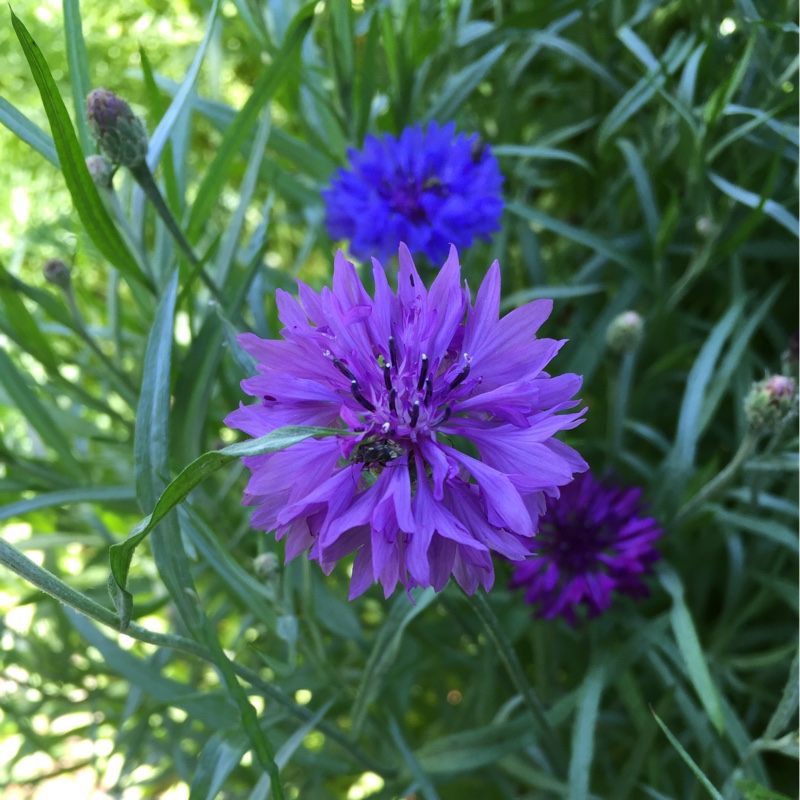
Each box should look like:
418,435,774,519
329,340,475,462
381,174,448,224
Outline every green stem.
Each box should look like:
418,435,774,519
608,350,636,465
468,592,566,774
673,430,760,527
0,537,387,777
108,189,153,281
130,164,226,304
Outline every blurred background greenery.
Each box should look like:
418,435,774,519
0,0,797,798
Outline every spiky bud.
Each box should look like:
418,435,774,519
744,375,797,432
42,258,71,290
606,310,644,354
85,154,115,191
86,88,149,169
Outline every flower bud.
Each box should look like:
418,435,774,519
42,258,71,290
606,310,644,354
695,217,715,237
86,88,149,169
744,375,797,432
253,552,280,580
85,154,115,191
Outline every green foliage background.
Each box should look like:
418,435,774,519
0,0,797,798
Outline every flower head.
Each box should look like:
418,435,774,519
226,245,586,599
744,374,798,432
323,122,504,265
509,472,663,624
86,88,149,169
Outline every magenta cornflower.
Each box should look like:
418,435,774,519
226,245,587,599
323,122,504,264
509,472,663,624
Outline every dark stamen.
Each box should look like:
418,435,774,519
389,388,397,415
409,273,415,287
434,407,452,427
449,363,471,390
388,336,398,369
424,378,433,406
262,395,276,402
383,364,392,391
416,354,429,390
409,401,420,428
350,380,376,412
333,357,355,381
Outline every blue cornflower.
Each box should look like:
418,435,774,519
323,122,504,265
509,472,663,624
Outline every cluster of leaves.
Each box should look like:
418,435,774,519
0,0,797,798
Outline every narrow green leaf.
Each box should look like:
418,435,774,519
492,144,593,171
351,588,436,736
0,265,60,371
62,0,92,154
659,565,725,734
651,708,725,800
500,283,604,311
0,96,59,166
0,348,82,474
762,649,799,740
508,201,641,273
186,2,314,239
617,138,659,242
0,486,135,522
10,10,151,289
416,717,536,775
67,611,238,729
668,298,744,479
703,36,755,125
568,659,607,800
190,730,248,800
424,43,507,123
709,172,798,237
110,426,343,613
215,107,271,286
389,716,441,800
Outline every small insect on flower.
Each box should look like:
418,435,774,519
351,437,406,467
227,244,587,599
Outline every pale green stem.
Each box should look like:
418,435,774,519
468,591,566,774
673,430,760,527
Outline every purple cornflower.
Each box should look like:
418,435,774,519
323,122,504,265
509,472,663,624
226,245,586,599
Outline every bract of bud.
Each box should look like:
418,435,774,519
744,374,798,432
86,88,149,169
606,310,644,354
85,154,115,191
42,258,72,290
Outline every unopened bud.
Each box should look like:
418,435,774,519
744,375,797,432
253,552,280,580
85,154,115,191
695,217,715,237
43,258,71,290
86,88,149,169
606,310,644,354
